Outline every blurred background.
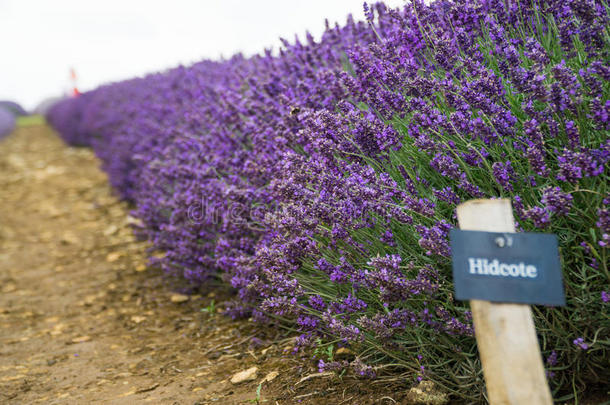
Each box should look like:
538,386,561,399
0,0,405,113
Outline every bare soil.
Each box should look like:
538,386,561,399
0,124,419,404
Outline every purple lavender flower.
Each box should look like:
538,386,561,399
416,220,452,257
329,293,367,314
318,359,348,373
430,153,462,180
297,315,319,330
523,206,550,228
325,315,363,343
433,186,460,205
308,295,327,311
492,161,515,192
546,351,558,366
352,358,376,378
526,146,549,177
573,337,589,350
565,121,580,149
541,187,573,216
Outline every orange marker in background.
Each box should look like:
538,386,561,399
70,67,80,97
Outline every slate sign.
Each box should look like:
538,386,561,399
450,230,565,306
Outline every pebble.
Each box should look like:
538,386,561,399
131,315,146,324
405,381,448,405
230,367,258,384
335,347,355,359
262,370,279,383
106,252,122,262
103,225,119,236
170,294,189,303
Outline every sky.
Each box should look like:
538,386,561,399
0,0,406,111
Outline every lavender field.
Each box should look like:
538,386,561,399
47,0,609,402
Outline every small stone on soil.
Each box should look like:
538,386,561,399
170,293,189,303
230,367,258,384
103,225,119,236
131,315,146,324
262,370,279,383
335,347,355,359
105,252,122,262
405,380,448,405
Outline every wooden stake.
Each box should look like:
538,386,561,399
456,199,552,405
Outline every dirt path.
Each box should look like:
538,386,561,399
0,124,417,405
0,124,291,404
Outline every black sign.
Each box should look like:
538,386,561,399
450,230,565,306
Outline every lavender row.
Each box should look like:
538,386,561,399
47,0,609,400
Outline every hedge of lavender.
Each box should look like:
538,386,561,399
47,0,609,401
0,107,16,138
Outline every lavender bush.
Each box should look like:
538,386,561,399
0,107,16,138
48,0,608,401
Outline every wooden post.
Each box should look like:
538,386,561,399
456,199,552,405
